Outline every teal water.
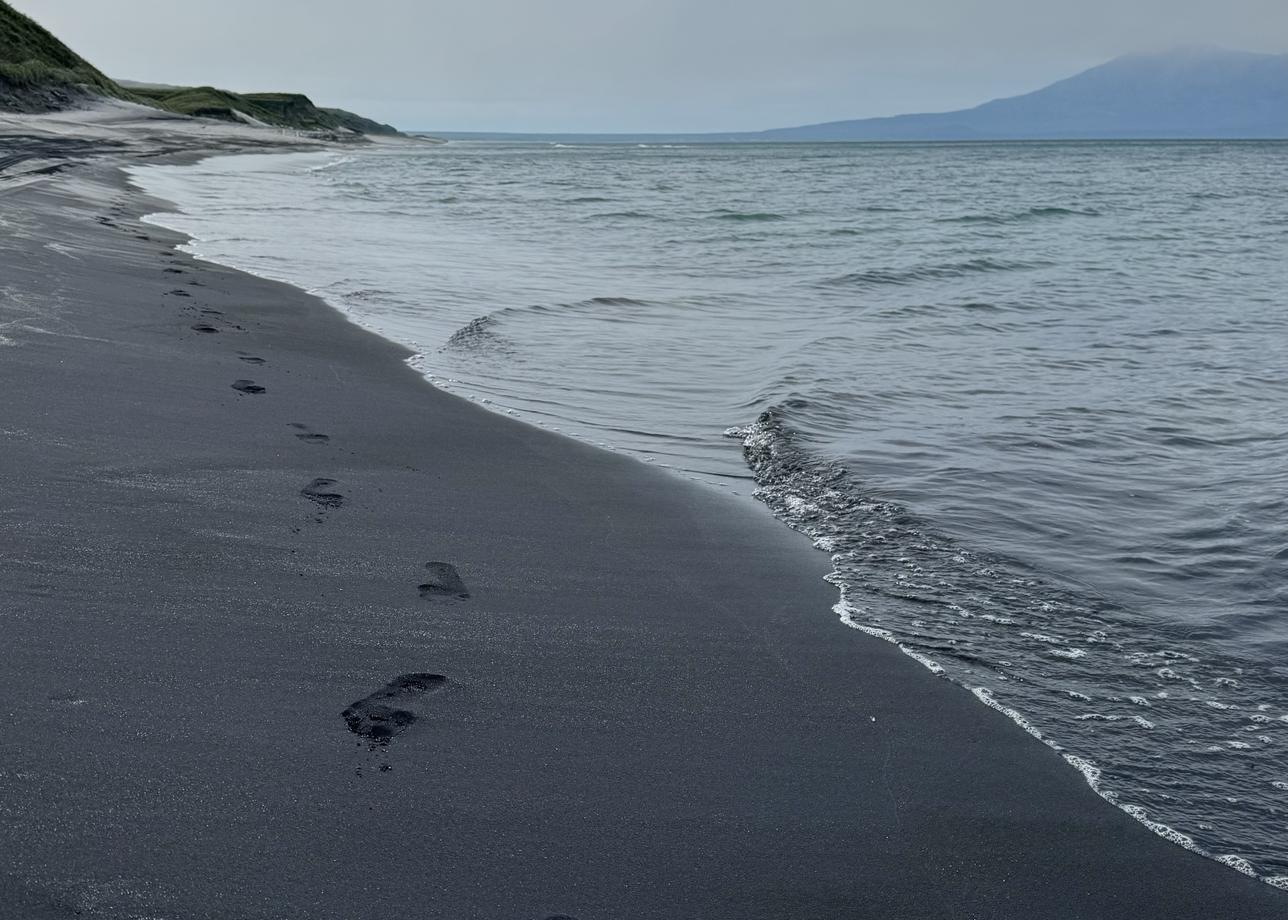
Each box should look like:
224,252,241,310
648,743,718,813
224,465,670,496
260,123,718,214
133,140,1288,884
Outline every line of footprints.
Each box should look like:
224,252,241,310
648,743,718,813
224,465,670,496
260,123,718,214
154,228,580,920
154,248,269,393
162,246,471,760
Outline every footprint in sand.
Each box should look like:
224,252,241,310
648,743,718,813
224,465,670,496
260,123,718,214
191,324,220,334
191,311,244,335
342,673,448,744
166,289,191,298
419,562,470,600
289,423,330,444
238,355,267,365
164,267,184,275
301,477,344,508
200,310,241,330
231,379,266,395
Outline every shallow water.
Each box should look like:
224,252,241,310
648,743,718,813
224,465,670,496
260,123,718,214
132,140,1288,883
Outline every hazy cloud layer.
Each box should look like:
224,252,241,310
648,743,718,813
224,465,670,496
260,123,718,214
13,0,1288,131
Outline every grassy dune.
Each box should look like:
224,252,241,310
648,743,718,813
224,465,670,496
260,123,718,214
0,0,399,134
0,0,131,104
128,84,400,135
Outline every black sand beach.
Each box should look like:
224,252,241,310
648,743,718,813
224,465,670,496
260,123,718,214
2,147,1286,919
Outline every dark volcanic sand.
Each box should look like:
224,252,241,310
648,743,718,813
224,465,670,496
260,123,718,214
0,157,1285,920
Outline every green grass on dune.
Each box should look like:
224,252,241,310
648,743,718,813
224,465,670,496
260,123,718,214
0,0,130,99
244,92,399,134
129,85,279,122
0,0,399,134
130,84,400,134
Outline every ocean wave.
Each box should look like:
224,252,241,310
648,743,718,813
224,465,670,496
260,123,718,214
442,297,650,354
442,314,514,356
822,257,1052,288
710,210,789,222
872,299,1011,319
583,296,648,307
724,403,1288,885
305,156,356,173
938,206,1102,225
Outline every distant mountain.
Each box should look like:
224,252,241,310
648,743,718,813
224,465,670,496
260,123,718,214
757,48,1288,141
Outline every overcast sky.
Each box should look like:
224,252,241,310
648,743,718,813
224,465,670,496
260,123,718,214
13,0,1288,132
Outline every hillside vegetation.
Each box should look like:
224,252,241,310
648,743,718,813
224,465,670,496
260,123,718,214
127,84,400,135
0,0,132,110
0,0,399,135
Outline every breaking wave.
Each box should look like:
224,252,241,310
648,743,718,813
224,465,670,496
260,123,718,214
726,404,1288,885
821,257,1053,288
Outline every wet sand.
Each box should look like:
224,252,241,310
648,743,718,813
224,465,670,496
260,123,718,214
1,133,1286,918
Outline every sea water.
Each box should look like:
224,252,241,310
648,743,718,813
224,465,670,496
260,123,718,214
131,140,1288,883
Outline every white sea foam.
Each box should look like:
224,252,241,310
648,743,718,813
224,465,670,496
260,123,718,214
967,684,1282,885
1049,648,1088,660
306,155,356,173
833,596,944,675
1217,854,1259,877
972,687,1050,746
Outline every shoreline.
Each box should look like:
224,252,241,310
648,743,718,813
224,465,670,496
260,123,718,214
128,142,1288,889
126,148,761,491
2,132,1286,917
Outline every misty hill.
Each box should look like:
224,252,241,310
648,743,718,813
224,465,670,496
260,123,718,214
0,0,398,135
757,48,1288,141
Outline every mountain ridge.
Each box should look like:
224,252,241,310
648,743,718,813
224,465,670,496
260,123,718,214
427,48,1287,141
755,48,1288,140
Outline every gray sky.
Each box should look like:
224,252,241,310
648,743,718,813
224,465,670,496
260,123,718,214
13,0,1288,132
